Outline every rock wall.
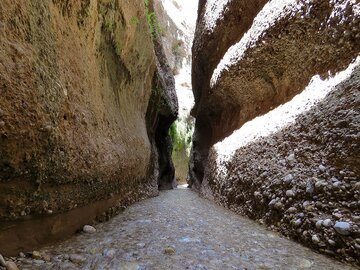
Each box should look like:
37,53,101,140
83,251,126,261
190,0,360,265
0,0,177,255
189,0,360,189
202,66,360,265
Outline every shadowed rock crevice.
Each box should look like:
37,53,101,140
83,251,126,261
145,0,178,190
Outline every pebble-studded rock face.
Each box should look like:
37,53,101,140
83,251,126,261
201,65,360,266
189,0,360,190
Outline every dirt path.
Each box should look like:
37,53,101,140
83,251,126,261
14,187,355,270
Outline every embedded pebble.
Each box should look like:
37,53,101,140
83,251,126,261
69,254,86,264
286,190,295,197
32,251,42,259
322,219,333,228
164,247,176,255
83,225,96,234
0,254,6,267
318,165,326,172
103,249,116,258
312,235,320,244
33,260,45,265
283,174,293,183
5,261,19,270
334,222,351,235
315,220,323,229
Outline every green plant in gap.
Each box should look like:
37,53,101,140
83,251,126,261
144,0,159,36
130,16,140,25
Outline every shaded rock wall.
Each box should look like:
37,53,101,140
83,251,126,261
189,0,360,189
146,0,179,190
0,0,177,254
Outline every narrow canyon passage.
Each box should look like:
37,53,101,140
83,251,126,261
1,0,359,269
12,188,356,270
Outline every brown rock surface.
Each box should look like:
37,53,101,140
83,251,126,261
201,64,360,265
189,0,360,188
0,0,177,254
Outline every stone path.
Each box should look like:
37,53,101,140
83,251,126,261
13,187,356,270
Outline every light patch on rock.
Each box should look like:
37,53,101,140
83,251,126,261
213,56,360,176
210,0,359,88
203,0,231,31
210,0,306,88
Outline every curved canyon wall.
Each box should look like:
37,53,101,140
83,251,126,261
0,0,177,254
190,0,360,265
189,0,360,189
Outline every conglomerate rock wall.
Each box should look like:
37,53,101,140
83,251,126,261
189,0,360,189
190,0,360,265
0,0,177,255
202,67,360,265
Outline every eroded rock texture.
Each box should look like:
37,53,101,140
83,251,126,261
0,0,177,254
202,65,360,266
190,0,360,265
189,0,360,189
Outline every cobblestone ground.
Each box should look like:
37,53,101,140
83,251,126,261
15,187,356,270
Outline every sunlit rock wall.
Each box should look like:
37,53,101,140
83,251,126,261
190,0,360,265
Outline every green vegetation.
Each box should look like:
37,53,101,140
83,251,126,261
169,116,194,183
130,16,140,25
144,0,163,36
104,18,114,32
113,40,122,56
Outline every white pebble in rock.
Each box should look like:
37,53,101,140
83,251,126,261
287,153,296,162
5,261,19,270
283,174,293,184
0,254,6,267
328,239,336,246
306,181,314,195
334,222,351,235
103,249,116,258
286,190,295,197
293,219,302,227
322,219,333,227
83,225,96,234
268,199,277,206
318,165,326,172
312,235,320,244
69,254,86,264
33,260,45,265
315,220,323,229
287,207,297,213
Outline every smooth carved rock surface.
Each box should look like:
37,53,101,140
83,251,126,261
0,0,177,254
12,189,356,270
189,0,360,189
